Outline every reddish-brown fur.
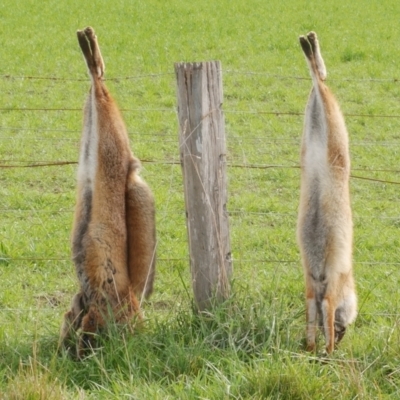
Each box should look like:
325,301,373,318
297,32,357,354
60,27,156,357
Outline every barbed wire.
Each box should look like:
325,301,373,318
2,107,400,119
0,307,397,318
0,107,174,113
1,125,400,148
225,110,400,119
1,71,400,83
0,160,399,185
1,208,398,222
0,72,174,82
1,125,399,142
224,70,400,83
1,256,399,265
0,161,77,168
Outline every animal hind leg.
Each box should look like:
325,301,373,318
299,31,326,85
76,26,105,78
299,34,313,61
321,297,336,354
306,32,327,80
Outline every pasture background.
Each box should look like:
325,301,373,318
0,0,400,398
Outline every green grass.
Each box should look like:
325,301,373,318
1,0,400,398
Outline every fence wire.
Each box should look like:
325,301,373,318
1,69,399,319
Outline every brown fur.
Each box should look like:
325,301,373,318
60,27,156,358
297,32,357,354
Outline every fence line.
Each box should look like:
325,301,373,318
225,110,400,119
1,256,399,266
0,160,399,184
1,125,400,147
350,175,400,185
2,207,399,221
224,70,400,83
1,125,400,142
0,127,175,136
0,107,174,113
0,72,174,82
0,161,78,168
0,307,397,318
2,71,400,83
0,139,399,148
1,137,400,148
3,106,400,119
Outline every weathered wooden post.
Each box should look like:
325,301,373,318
175,61,232,311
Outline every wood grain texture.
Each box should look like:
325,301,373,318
175,61,232,311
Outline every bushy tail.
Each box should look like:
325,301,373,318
126,159,157,299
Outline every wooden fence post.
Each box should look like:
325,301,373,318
175,61,232,311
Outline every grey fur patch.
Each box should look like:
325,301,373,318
84,91,93,161
72,188,92,291
306,90,327,145
300,178,329,281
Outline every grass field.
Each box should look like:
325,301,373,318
1,0,400,398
